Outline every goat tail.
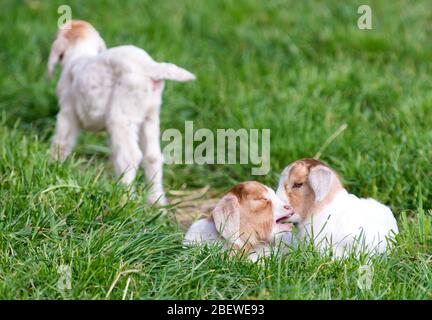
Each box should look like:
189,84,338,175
150,62,196,82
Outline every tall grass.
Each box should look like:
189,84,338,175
0,0,431,299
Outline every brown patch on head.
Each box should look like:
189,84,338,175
229,181,267,201
48,20,105,77
59,20,95,43
283,158,343,220
211,181,275,253
228,181,273,249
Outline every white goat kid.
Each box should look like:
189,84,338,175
48,20,195,205
276,158,399,258
184,181,296,261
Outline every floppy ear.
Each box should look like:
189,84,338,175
149,62,196,82
308,165,333,203
212,194,240,243
47,39,64,79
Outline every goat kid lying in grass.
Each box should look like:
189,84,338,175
48,20,195,205
184,181,296,262
276,158,399,258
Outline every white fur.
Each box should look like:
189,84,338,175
184,218,220,245
49,23,195,205
278,186,399,258
308,166,333,203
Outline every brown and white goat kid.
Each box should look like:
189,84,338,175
48,20,195,205
276,159,398,258
184,181,296,261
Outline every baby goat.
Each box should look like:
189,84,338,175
48,20,195,204
184,181,295,261
276,158,399,257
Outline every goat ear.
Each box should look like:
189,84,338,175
47,39,63,79
212,194,240,243
308,165,333,203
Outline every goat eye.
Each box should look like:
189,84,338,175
292,182,303,189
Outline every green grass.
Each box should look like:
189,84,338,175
0,0,431,299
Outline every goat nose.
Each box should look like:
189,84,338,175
283,204,293,211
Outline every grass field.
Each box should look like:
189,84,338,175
0,0,431,299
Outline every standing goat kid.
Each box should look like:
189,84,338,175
48,20,195,204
